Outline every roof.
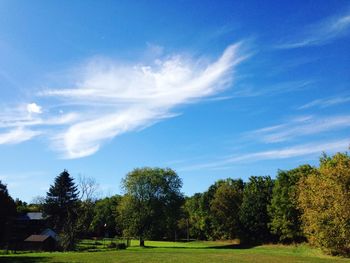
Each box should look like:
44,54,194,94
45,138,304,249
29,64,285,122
41,228,58,241
17,212,44,220
24,235,52,242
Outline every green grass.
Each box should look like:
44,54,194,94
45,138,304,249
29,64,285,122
1,240,350,263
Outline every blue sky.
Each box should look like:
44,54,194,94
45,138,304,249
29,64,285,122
0,0,349,201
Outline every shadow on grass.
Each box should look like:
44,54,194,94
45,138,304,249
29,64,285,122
143,243,256,250
0,256,50,263
208,243,256,249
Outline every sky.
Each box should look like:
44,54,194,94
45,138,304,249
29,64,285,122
0,0,349,202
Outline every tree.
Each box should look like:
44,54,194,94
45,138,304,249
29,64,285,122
78,175,99,202
268,165,315,243
298,153,350,255
118,167,183,246
0,180,16,244
43,170,79,250
91,195,122,237
210,179,244,240
183,193,207,240
76,175,100,238
239,176,274,244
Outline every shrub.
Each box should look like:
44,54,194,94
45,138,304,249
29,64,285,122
116,243,126,249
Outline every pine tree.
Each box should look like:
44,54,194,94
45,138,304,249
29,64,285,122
44,170,79,250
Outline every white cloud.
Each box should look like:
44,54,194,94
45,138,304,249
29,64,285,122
277,12,350,49
0,127,41,145
180,139,349,171
298,95,350,110
246,114,350,143
27,103,42,114
225,80,314,99
1,43,246,158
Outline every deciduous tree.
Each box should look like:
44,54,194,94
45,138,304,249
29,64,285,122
118,167,183,246
91,195,122,237
298,153,350,255
239,176,274,243
210,179,244,240
269,165,315,243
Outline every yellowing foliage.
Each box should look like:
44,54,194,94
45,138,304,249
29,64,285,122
297,153,350,255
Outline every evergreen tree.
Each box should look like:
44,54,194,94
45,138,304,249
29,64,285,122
44,170,79,250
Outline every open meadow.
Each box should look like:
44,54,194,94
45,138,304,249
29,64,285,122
1,240,350,263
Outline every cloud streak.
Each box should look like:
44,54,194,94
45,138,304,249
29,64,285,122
0,43,246,158
277,12,350,49
0,127,41,145
245,114,350,143
298,95,350,110
180,139,349,171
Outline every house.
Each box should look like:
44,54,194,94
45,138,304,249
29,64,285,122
41,228,58,241
24,234,56,251
8,212,49,250
12,212,47,240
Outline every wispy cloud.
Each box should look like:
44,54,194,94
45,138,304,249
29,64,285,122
180,139,349,171
298,95,350,110
0,43,247,158
246,114,350,143
210,80,313,101
277,11,350,49
0,127,41,145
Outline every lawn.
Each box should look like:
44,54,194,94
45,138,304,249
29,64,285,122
1,240,349,263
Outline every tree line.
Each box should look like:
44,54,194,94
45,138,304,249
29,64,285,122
0,152,349,256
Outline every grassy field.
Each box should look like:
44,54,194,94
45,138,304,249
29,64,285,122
1,240,350,263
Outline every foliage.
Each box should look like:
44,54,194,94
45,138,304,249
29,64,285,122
182,181,221,240
15,197,45,213
90,195,122,237
210,179,244,240
118,167,183,246
183,193,207,240
298,153,350,255
3,151,350,256
239,176,274,243
76,199,96,238
76,175,100,238
0,180,16,244
43,170,79,250
268,165,315,243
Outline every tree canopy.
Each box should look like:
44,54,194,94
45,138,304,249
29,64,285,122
298,153,350,255
118,167,183,246
91,195,122,237
210,179,244,240
2,151,350,256
0,180,16,243
268,165,315,243
239,176,274,243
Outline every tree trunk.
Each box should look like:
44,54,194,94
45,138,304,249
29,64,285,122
139,237,144,247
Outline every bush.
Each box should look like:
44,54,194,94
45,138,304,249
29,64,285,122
116,243,126,250
107,242,116,248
